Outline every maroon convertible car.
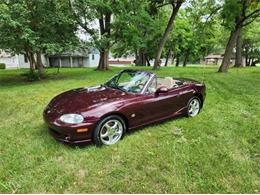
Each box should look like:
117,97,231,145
44,69,206,146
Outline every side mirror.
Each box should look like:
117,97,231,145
155,87,168,94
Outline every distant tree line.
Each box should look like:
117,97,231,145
0,0,259,78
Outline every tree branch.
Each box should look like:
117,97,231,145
104,13,111,35
242,15,260,27
79,21,95,35
99,14,105,35
240,8,260,25
155,2,171,9
205,6,222,23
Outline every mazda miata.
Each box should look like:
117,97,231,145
43,69,206,146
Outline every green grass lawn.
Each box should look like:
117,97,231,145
0,66,259,193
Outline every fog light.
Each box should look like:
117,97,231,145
76,128,88,133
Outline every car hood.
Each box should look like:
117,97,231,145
47,85,132,115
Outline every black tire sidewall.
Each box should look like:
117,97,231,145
93,115,126,146
187,97,201,117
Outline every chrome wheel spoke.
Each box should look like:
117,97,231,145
105,124,111,130
108,134,114,142
115,128,122,135
100,119,124,145
101,131,108,138
111,121,118,129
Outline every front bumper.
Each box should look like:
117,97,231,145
48,127,92,144
44,114,96,145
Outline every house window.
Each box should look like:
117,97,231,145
92,54,95,60
24,54,28,63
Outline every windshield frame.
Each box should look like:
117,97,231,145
104,70,154,94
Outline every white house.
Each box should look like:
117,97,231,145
48,48,100,68
0,50,32,69
0,48,100,69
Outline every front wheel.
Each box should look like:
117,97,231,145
93,115,126,146
187,97,201,117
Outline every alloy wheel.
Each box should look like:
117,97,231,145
188,98,200,117
99,119,123,145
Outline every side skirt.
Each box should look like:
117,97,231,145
128,107,187,131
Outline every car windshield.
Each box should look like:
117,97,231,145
105,71,150,93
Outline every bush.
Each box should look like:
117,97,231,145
27,71,41,81
0,63,6,69
21,71,41,81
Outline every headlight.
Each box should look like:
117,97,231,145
60,114,84,124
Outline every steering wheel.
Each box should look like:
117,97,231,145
135,80,144,87
137,83,144,89
128,82,144,92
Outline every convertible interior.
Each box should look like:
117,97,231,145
147,77,184,93
157,77,183,88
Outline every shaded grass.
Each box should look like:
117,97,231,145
0,66,259,193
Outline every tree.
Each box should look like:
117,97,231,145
152,0,184,70
243,19,260,66
72,0,117,70
164,0,223,66
235,28,243,67
111,0,155,66
0,0,78,78
167,12,192,66
111,0,171,67
218,0,260,72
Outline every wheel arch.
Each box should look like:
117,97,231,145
99,112,129,129
193,93,204,108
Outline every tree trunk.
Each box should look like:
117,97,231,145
183,49,190,67
169,51,174,65
218,28,240,72
251,60,258,66
235,28,243,67
135,48,146,66
171,56,175,66
153,1,183,70
245,49,249,66
27,51,35,73
248,58,252,66
96,12,111,71
165,49,171,67
145,56,151,66
97,50,109,70
36,52,45,77
176,55,180,67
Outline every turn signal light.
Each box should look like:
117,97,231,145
76,128,88,133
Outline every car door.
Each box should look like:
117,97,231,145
143,89,180,120
129,77,181,127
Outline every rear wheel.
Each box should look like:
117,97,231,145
93,115,126,146
187,97,201,117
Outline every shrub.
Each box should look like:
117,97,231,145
21,71,41,81
0,63,6,69
27,71,41,81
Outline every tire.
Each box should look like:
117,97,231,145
93,115,126,146
187,97,201,117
